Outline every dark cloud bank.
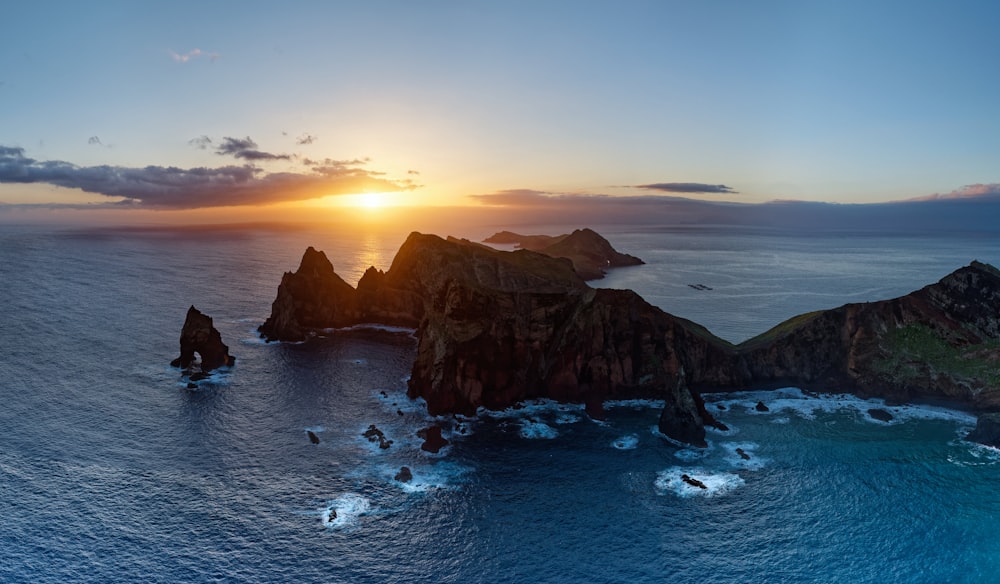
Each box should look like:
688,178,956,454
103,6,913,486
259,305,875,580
0,144,416,209
635,182,738,194
471,188,1000,233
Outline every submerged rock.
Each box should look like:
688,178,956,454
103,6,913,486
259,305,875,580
735,448,751,461
755,401,769,412
394,466,413,483
965,413,1000,448
307,430,320,444
170,306,235,373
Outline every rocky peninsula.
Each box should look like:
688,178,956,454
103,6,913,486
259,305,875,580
258,231,1000,447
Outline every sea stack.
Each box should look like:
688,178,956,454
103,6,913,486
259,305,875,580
170,306,235,373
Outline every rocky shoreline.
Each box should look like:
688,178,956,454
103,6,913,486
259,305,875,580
252,229,1000,448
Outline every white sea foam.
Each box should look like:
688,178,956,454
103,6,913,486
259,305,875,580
322,493,371,529
554,413,581,425
708,387,978,427
721,441,767,470
338,323,418,336
605,399,666,410
382,461,473,493
612,434,639,450
519,420,558,439
673,447,711,461
655,467,744,498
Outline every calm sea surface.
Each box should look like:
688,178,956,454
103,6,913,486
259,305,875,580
2,222,999,583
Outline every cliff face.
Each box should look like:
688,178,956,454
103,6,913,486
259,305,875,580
732,261,1000,408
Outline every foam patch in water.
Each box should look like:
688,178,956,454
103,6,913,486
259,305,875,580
612,434,639,450
708,387,978,427
322,493,371,529
655,467,744,498
720,441,767,470
519,420,559,439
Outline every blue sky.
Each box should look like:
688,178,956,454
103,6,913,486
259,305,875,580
2,1,999,219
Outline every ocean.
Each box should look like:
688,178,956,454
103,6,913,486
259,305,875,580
2,221,1000,583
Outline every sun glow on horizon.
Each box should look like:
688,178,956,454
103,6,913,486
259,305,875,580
334,192,393,210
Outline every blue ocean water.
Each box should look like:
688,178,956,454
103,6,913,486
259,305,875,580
2,222,1000,583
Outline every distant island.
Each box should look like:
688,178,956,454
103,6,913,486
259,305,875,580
482,228,644,280
254,229,1000,448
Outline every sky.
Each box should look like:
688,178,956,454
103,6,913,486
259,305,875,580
2,1,999,226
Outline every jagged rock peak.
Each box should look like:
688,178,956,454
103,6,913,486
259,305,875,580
170,305,235,372
297,246,335,276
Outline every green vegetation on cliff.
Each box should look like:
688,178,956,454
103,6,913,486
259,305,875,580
872,323,1000,387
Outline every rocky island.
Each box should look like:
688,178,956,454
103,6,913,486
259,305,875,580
171,305,235,381
258,231,1000,447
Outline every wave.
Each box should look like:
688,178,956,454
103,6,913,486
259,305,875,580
321,493,371,529
706,387,977,426
519,420,558,439
655,467,744,498
611,434,639,450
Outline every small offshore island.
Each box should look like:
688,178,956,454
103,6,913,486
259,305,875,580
180,227,1000,448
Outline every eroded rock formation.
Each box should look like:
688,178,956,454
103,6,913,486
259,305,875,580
170,306,234,373
258,230,1000,448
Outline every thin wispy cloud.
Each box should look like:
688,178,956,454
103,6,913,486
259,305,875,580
295,134,317,145
188,135,212,150
169,48,219,63
0,145,417,209
88,136,103,146
634,182,738,195
215,136,291,161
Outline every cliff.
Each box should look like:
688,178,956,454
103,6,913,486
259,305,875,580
730,260,1000,408
483,228,644,280
171,306,235,373
259,231,1000,446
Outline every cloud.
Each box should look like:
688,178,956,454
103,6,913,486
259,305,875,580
295,134,317,145
407,169,420,175
634,182,738,194
0,145,417,209
907,183,1000,202
215,136,291,161
88,136,103,146
169,49,219,63
188,135,212,150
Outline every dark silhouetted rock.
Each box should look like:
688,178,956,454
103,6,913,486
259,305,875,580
171,306,235,373
417,425,449,453
681,474,708,489
186,382,198,390
307,430,320,444
363,424,392,449
868,408,893,422
585,399,607,421
966,413,1000,447
755,401,769,412
394,466,413,483
735,448,751,460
